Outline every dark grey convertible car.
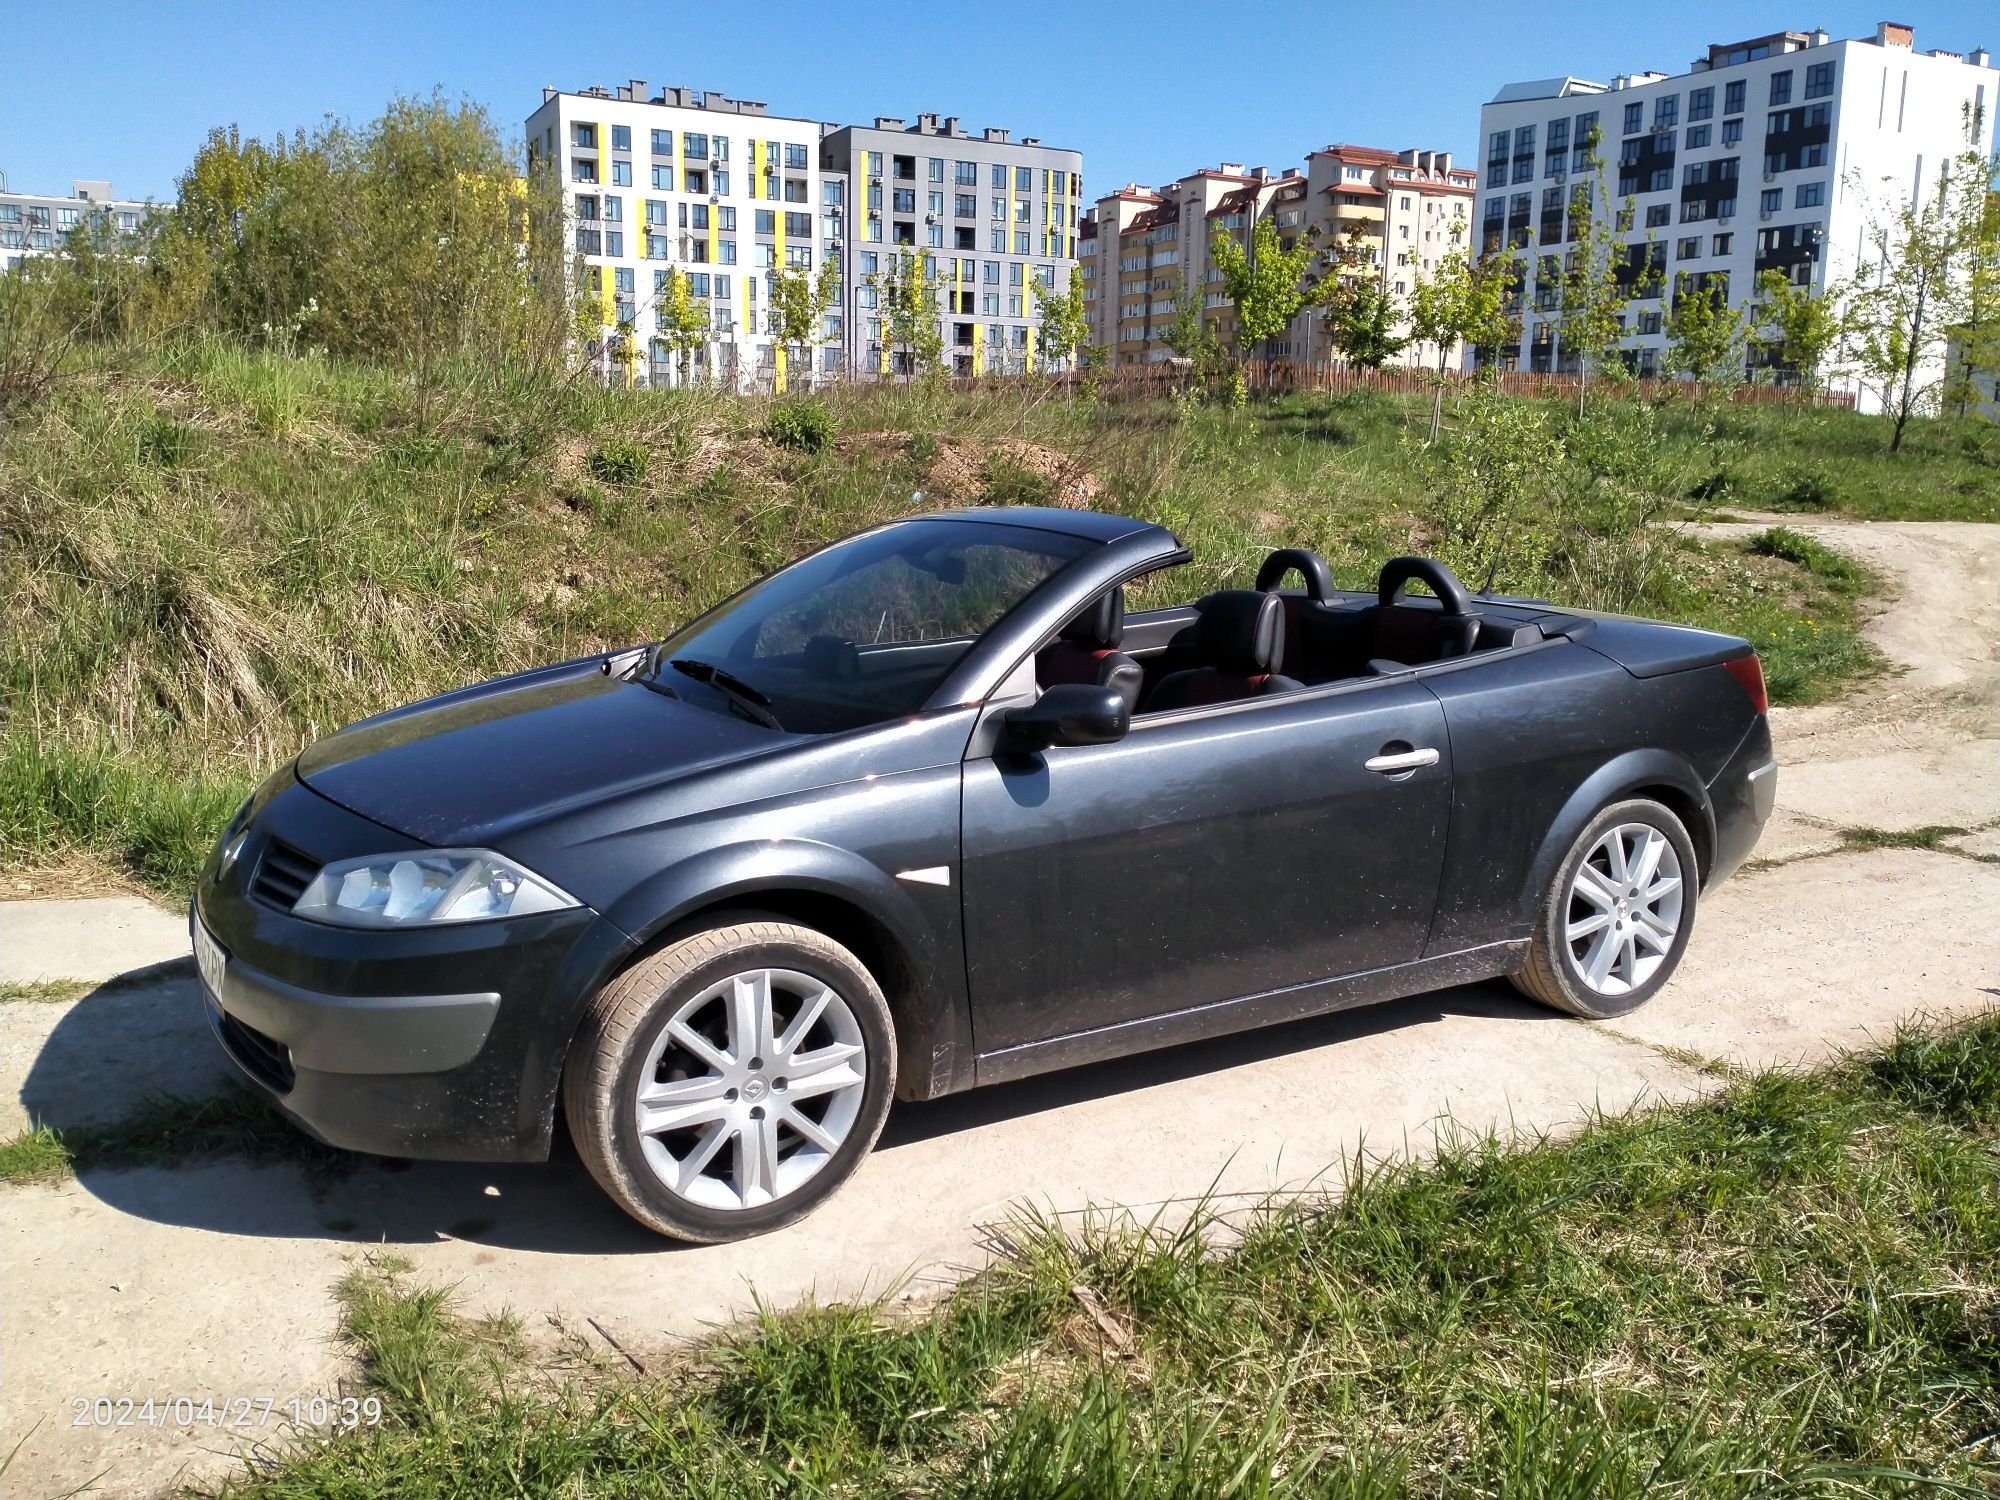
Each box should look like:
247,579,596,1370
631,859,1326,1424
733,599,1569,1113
193,507,1775,1241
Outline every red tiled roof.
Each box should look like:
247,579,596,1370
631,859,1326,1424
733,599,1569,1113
1322,181,1385,197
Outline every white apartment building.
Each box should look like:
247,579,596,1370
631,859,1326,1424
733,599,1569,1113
1478,22,1997,404
526,84,1082,387
0,179,150,273
527,83,842,389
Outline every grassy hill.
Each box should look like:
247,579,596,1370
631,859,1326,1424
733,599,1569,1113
4,344,1990,899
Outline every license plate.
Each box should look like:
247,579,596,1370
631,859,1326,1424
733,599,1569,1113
193,920,228,1001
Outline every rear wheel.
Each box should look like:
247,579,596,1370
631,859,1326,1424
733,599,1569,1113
1512,798,1698,1020
563,921,895,1242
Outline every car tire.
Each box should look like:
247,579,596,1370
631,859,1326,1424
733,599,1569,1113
1511,798,1699,1020
563,920,896,1243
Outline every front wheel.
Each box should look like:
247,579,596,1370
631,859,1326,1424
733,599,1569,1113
1511,798,1698,1020
563,920,896,1242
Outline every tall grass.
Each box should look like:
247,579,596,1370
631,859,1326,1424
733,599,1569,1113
2,350,1922,898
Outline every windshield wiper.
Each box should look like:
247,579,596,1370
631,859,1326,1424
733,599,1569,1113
668,658,784,730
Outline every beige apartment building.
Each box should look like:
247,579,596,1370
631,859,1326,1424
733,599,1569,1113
1081,145,1476,368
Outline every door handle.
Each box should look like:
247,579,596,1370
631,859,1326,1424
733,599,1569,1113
1364,747,1440,775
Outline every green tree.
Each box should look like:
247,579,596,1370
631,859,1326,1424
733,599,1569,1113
138,97,573,379
1316,224,1406,370
768,255,840,394
1161,281,1230,401
654,267,712,386
870,250,943,385
1554,125,1645,411
1662,272,1746,390
1407,235,1521,440
1944,184,2000,419
1846,136,1993,451
1749,269,1844,394
1209,217,1316,378
1031,265,1090,374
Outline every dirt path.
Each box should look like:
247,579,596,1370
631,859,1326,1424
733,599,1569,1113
4,521,1995,1500
1700,518,1998,855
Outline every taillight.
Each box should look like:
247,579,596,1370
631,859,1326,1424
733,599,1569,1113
1723,654,1768,716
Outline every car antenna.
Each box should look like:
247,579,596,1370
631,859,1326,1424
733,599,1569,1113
1477,561,1498,598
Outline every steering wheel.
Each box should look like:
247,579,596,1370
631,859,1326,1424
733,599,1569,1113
1254,548,1335,601
1377,557,1474,617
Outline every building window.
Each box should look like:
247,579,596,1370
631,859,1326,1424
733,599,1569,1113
1689,86,1715,122
1724,79,1746,115
1769,71,1792,105
603,195,622,222
684,169,706,194
1677,236,1701,259
573,123,596,149
1654,95,1679,128
1805,60,1835,99
611,125,630,151
1760,189,1783,213
1015,166,1032,191
1645,203,1671,228
1795,181,1824,208
611,160,631,186
651,130,673,155
1712,232,1733,255
785,143,808,169
955,161,977,185
1622,101,1643,134
1722,119,1743,147
573,159,597,184
1686,125,1711,149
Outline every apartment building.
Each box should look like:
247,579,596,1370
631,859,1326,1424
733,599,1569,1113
1080,147,1474,368
0,179,150,273
525,85,1082,386
1477,22,1998,401
527,83,842,388
820,115,1083,378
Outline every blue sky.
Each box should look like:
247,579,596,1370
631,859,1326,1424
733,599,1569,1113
2,1,1993,203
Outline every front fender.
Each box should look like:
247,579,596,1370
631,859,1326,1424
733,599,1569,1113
1514,749,1716,935
597,838,968,1099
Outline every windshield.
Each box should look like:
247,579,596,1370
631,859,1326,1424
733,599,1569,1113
650,518,1096,734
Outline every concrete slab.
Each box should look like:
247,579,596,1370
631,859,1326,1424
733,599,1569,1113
1947,826,2000,860
0,1169,354,1500
1619,848,2000,1069
1772,738,1999,834
2,898,189,986
1750,809,1843,863
2,973,233,1138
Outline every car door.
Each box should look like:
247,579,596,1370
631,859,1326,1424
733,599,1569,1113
959,679,1452,1057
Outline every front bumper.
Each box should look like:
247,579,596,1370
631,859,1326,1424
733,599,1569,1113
193,767,633,1161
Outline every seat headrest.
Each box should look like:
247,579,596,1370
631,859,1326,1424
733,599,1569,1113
1195,590,1285,677
1059,587,1125,650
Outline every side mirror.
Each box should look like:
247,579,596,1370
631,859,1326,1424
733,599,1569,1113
1001,683,1130,751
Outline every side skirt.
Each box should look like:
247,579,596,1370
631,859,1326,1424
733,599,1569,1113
971,941,1528,1089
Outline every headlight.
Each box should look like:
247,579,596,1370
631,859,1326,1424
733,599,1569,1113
292,849,580,927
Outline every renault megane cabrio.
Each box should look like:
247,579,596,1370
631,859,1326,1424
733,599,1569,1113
192,508,1775,1241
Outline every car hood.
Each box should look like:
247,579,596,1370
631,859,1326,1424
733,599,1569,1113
296,661,785,849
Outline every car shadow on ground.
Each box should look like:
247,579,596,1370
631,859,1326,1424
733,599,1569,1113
18,960,1558,1255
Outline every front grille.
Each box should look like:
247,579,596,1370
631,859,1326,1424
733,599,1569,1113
251,837,317,910
214,1006,297,1093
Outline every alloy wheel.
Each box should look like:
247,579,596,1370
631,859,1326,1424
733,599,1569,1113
1563,823,1684,997
632,967,867,1212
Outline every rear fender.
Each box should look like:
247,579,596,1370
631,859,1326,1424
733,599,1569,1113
1515,750,1715,934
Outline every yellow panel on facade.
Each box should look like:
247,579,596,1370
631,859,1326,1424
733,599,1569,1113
972,320,983,377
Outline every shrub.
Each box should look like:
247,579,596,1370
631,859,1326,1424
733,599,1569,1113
586,439,648,485
981,458,1053,508
766,400,836,454
1767,463,1838,511
1747,526,1865,590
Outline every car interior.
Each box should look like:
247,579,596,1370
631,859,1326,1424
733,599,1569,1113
1034,549,1547,717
